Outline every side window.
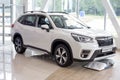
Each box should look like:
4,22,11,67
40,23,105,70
20,15,36,26
51,16,64,28
37,15,52,28
18,16,25,23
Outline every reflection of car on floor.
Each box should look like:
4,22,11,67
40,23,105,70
11,11,116,67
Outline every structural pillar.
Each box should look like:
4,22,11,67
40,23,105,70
102,0,120,48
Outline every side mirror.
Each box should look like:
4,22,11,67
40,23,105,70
41,25,49,30
87,26,91,29
41,25,50,32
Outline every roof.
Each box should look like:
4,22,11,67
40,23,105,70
23,11,68,15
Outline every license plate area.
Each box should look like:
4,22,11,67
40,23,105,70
102,48,112,52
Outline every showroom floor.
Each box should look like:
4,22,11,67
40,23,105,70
0,41,120,80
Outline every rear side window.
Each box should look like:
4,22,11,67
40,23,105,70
18,16,24,23
18,15,37,26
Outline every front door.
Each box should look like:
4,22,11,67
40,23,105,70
33,15,53,52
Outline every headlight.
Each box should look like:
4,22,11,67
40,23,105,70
71,33,93,43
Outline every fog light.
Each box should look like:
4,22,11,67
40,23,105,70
81,50,91,58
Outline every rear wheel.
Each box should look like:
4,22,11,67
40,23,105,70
14,36,26,54
54,44,73,67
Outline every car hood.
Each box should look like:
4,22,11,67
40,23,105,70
63,29,111,38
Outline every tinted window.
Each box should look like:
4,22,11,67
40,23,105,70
18,15,37,26
18,16,25,23
50,15,64,28
37,15,52,28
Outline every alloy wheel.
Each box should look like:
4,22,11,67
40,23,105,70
55,47,68,65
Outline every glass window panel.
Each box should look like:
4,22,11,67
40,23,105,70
107,0,119,37
15,0,23,5
79,0,105,31
34,0,44,10
0,71,4,80
0,6,3,27
0,0,10,5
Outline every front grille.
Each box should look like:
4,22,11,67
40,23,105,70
96,36,113,47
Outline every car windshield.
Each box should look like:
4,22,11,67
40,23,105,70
50,14,87,29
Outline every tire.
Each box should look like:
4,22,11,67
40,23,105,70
14,36,26,54
54,44,73,67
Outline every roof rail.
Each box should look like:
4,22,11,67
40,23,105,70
24,11,46,13
48,11,68,14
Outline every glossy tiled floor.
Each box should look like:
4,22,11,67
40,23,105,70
0,44,60,80
0,43,120,80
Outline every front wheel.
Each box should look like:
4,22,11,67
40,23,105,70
54,44,73,67
14,36,26,54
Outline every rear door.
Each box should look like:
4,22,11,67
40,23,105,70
17,14,37,46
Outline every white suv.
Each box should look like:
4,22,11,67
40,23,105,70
11,11,116,67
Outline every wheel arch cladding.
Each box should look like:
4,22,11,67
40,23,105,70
51,39,73,60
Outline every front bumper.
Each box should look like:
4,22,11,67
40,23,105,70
91,47,116,61
74,47,116,62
